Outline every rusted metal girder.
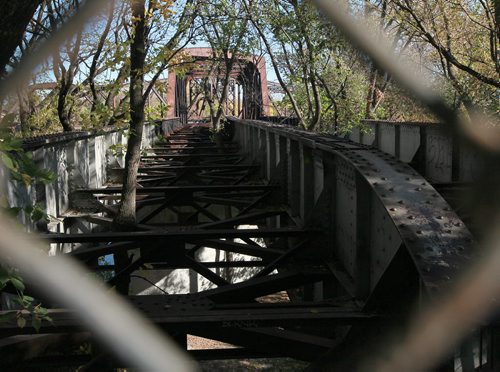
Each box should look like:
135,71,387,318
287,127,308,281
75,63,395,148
230,117,478,370
231,117,475,296
6,119,477,369
165,48,270,121
6,123,346,367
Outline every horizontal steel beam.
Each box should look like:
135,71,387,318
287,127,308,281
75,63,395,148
42,228,311,243
89,260,267,271
141,154,241,159
0,306,378,337
112,164,259,172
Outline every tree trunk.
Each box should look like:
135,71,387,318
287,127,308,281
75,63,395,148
114,0,146,229
365,65,377,118
249,17,306,128
57,80,74,132
17,88,31,135
89,0,115,113
112,0,146,296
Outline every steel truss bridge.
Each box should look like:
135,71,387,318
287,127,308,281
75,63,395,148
0,114,495,371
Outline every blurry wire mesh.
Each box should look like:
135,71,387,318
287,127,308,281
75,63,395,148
0,0,499,371
0,1,195,371
1,0,102,100
310,0,500,371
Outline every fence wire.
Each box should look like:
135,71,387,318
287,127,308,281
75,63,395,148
0,0,499,371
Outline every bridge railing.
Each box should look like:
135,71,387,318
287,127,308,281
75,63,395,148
229,115,481,370
1,118,183,233
347,120,483,184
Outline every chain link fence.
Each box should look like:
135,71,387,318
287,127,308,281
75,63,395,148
0,0,498,370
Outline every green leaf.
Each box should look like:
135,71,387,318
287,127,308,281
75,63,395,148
36,305,48,314
30,207,46,223
22,296,35,303
21,173,32,186
10,277,25,292
32,316,42,332
0,277,9,291
1,153,16,171
17,316,26,329
0,266,10,285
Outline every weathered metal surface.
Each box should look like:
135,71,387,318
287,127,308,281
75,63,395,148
3,118,478,367
43,227,310,243
350,120,487,184
166,47,269,122
0,305,378,337
230,117,475,296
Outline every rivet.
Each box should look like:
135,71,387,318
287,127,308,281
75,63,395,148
415,187,422,191
436,216,443,220
445,230,452,234
455,222,462,227
390,208,397,212
416,230,423,234
381,177,387,181
408,215,415,219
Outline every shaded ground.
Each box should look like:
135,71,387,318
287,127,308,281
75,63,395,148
188,291,309,370
198,358,309,371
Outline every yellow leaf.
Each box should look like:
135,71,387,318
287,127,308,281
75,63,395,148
21,174,32,186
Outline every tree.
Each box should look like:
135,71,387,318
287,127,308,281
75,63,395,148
110,0,197,295
0,1,43,77
246,0,368,131
114,0,197,227
114,0,147,229
384,0,499,113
